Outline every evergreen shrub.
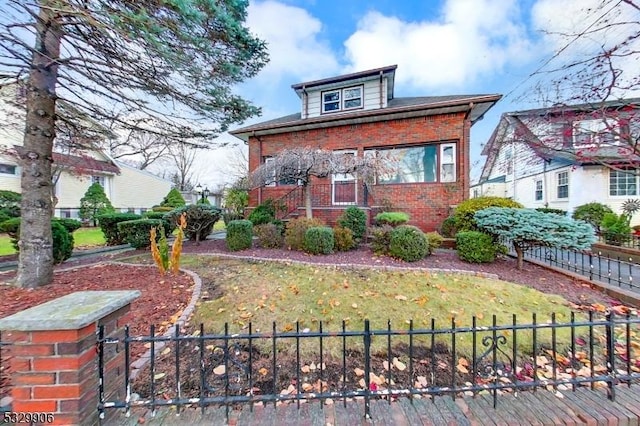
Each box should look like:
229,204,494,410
254,223,283,248
303,226,334,255
456,231,496,263
226,220,253,251
117,219,162,249
374,211,409,227
389,225,429,262
333,226,355,251
284,217,324,251
97,213,142,245
337,206,367,242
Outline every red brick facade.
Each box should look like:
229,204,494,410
248,113,472,231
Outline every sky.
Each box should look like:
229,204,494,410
182,0,639,189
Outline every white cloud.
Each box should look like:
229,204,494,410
246,1,339,85
343,0,534,92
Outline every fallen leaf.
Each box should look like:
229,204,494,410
213,365,226,375
354,367,365,376
153,373,166,381
395,295,407,301
259,367,268,376
393,357,406,371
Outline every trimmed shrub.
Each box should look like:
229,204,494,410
223,211,245,226
284,217,324,251
143,211,175,236
54,218,82,233
439,216,457,238
97,213,142,245
337,206,367,242
425,232,444,255
226,219,253,251
600,212,631,246
304,226,334,255
572,202,614,233
454,197,523,232
333,226,355,251
456,231,496,263
165,204,222,242
248,199,277,226
0,190,21,218
374,211,410,227
389,225,429,262
117,219,162,249
0,219,73,264
51,220,73,264
535,208,567,216
152,206,174,213
370,225,394,255
161,188,186,208
254,223,283,249
79,182,115,226
0,211,10,225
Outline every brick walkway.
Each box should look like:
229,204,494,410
114,385,640,425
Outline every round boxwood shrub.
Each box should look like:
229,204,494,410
456,231,496,263
374,211,410,227
389,225,429,262
97,212,142,245
303,226,334,255
284,217,324,251
337,206,367,243
117,219,162,249
226,220,253,251
51,220,73,264
333,226,355,251
0,219,73,264
254,223,283,249
454,197,523,232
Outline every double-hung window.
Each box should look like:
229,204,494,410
535,180,543,201
263,157,298,187
556,171,569,199
0,163,17,176
321,86,363,113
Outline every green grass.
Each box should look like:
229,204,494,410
174,255,582,357
0,227,106,255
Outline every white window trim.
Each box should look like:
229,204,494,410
0,162,18,177
440,143,456,183
332,150,357,205
556,171,569,200
534,179,543,201
321,85,363,114
264,157,276,187
609,169,638,197
572,119,619,147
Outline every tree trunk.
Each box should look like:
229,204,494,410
514,243,524,270
16,3,61,288
304,184,312,218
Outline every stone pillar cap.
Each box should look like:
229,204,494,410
0,290,141,331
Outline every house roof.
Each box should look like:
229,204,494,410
291,65,397,99
478,98,640,182
53,152,120,174
230,94,502,141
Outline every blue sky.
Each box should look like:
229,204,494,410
200,0,637,188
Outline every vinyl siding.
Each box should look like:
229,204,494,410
111,163,171,208
304,78,386,119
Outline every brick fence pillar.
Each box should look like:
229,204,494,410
0,290,140,426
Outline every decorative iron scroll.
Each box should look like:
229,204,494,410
475,335,513,381
202,342,250,395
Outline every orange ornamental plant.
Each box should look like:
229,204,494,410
150,213,187,275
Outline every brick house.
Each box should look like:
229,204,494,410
230,65,501,231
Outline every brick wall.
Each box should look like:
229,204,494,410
248,113,469,231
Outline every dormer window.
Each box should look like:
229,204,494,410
321,85,363,114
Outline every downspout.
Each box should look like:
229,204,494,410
543,159,548,207
255,131,262,205
461,103,474,199
303,85,309,119
379,71,384,108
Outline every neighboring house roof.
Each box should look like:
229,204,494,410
53,152,120,174
479,98,640,182
230,94,502,141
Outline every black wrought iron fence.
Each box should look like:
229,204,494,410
597,231,640,250
521,245,640,293
97,312,640,421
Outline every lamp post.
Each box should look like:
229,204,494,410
194,184,209,204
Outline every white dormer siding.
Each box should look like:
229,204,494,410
301,78,388,119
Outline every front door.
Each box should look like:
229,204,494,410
332,150,357,205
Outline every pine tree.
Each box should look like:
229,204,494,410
79,183,115,227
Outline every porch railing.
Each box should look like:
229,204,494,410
97,312,640,420
273,183,373,219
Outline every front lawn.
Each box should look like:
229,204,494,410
182,256,580,357
0,227,106,255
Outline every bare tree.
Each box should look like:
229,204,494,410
0,1,267,287
250,147,391,218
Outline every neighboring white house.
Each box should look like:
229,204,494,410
474,98,640,225
0,81,172,218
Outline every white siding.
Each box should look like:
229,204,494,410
304,78,387,118
111,163,171,209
